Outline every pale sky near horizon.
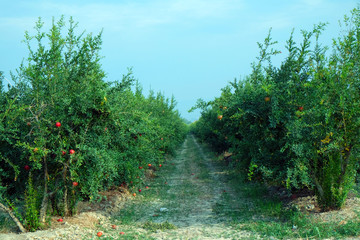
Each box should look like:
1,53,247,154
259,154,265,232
0,0,358,122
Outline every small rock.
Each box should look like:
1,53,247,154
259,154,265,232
306,204,315,210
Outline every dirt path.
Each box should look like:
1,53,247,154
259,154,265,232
107,134,259,239
0,134,259,239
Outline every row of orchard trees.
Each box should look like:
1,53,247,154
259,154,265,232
191,8,360,211
0,17,187,231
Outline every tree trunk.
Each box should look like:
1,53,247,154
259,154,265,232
63,163,70,216
39,157,48,223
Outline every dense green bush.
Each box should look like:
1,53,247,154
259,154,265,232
0,17,187,231
191,7,360,210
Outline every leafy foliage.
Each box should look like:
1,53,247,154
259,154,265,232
191,7,360,210
0,17,187,231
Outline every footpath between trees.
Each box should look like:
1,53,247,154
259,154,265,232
1,134,360,239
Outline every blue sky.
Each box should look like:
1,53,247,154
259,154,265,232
0,0,358,121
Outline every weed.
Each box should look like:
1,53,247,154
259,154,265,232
142,221,177,232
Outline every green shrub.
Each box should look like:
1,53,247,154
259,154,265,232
0,16,187,231
192,7,360,210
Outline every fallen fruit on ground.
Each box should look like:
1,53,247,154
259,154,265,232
72,182,78,187
120,232,125,235
133,193,136,197
57,218,63,222
97,231,103,237
24,165,30,171
55,122,61,127
111,225,117,229
69,149,75,154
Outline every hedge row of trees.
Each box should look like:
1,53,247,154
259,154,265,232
0,17,187,231
191,8,360,211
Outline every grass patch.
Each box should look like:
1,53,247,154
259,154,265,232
224,172,360,239
232,203,360,239
142,221,177,232
113,203,139,224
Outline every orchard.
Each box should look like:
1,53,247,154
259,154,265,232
0,17,187,231
191,8,360,211
2,6,360,238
